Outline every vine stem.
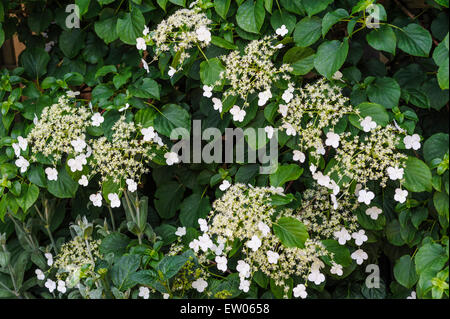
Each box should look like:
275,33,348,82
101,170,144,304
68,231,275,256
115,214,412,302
107,206,116,232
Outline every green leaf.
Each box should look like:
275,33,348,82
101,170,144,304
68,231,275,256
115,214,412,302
134,108,157,128
154,181,185,219
269,164,303,187
283,47,315,76
95,9,119,44
404,157,433,193
302,0,333,16
322,239,352,267
349,102,389,129
129,78,160,100
273,217,309,248
314,39,349,79
214,0,231,19
236,0,266,34
415,243,447,274
293,17,322,48
179,194,211,228
100,233,131,256
59,29,85,59
322,9,349,37
270,10,296,35
396,24,432,57
20,48,50,80
200,58,226,86
15,184,39,213
156,255,188,279
111,255,141,291
47,167,79,199
366,25,396,55
423,133,449,163
211,36,238,50
394,255,419,289
95,65,117,79
154,104,191,137
116,7,145,45
367,77,401,108
433,191,449,219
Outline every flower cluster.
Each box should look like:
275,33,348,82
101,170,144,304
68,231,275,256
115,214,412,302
219,35,293,107
180,183,355,298
138,7,212,72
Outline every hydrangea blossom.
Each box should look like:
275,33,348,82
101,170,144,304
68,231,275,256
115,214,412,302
142,127,156,142
139,286,150,299
215,256,228,272
352,230,368,246
35,269,45,281
330,263,343,276
276,25,289,37
45,279,56,293
230,105,246,122
90,193,102,207
78,175,88,187
91,113,104,127
266,251,280,264
212,98,222,113
360,116,377,132
394,188,408,203
387,166,404,180
293,150,306,163
219,180,231,191
293,284,307,298
366,206,382,220
325,132,340,148
334,227,352,245
175,227,186,237
358,189,375,205
246,235,262,252
45,167,58,181
351,249,368,265
15,156,30,173
126,179,138,192
192,278,208,292
108,193,121,208
165,152,180,166
404,134,421,150
203,85,213,98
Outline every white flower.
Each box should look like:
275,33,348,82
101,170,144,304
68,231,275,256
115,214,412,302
142,126,156,142
358,189,375,205
163,293,170,299
293,150,305,163
317,145,326,155
239,279,250,293
394,188,408,203
293,284,307,299
308,270,325,285
57,280,66,294
282,123,297,136
279,104,288,117
265,126,274,139
45,167,58,181
215,256,228,272
332,71,343,80
258,89,272,106
143,25,150,36
15,156,30,173
12,143,21,157
45,279,56,293
407,291,417,299
246,235,261,252
71,138,86,153
236,260,251,278
17,136,28,151
119,103,130,112
33,114,39,125
164,152,180,166
266,251,280,264
189,239,200,252
258,222,271,237
276,25,289,37
354,183,363,196
90,193,102,207
331,194,339,210
138,286,150,299
325,132,340,149
153,134,164,146
404,134,421,150
330,263,343,276
78,175,88,187
168,67,176,78
196,26,211,44
192,278,208,292
360,116,377,132
66,91,80,98
334,227,352,245
198,234,213,252
313,171,331,188
35,269,45,281
126,179,138,192
108,193,121,208
387,166,404,181
310,164,317,174
212,98,222,112
351,249,368,265
175,227,186,237
142,58,149,73
198,218,209,232
136,37,147,50
212,241,225,256
352,230,368,246
68,154,87,172
282,87,294,103
219,180,231,191
45,252,53,266
230,105,246,122
91,113,104,127
366,206,382,220
203,85,213,98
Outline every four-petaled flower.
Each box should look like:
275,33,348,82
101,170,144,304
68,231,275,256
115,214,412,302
90,193,102,207
192,278,208,292
45,167,58,181
246,235,262,252
325,132,340,149
15,156,30,173
136,37,147,50
366,206,382,220
387,166,404,180
265,126,275,139
196,26,211,44
175,227,186,237
358,189,375,205
276,25,289,37
404,134,421,150
351,249,368,265
360,116,377,132
352,230,368,246
215,256,228,272
212,98,222,112
203,85,213,98
293,284,307,298
142,127,156,142
258,89,272,106
108,193,121,208
230,105,246,122
139,286,150,299
91,113,104,127
394,188,408,203
165,152,180,166
334,227,352,245
266,250,280,264
126,179,137,192
219,180,231,191
78,175,88,187
293,150,306,163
